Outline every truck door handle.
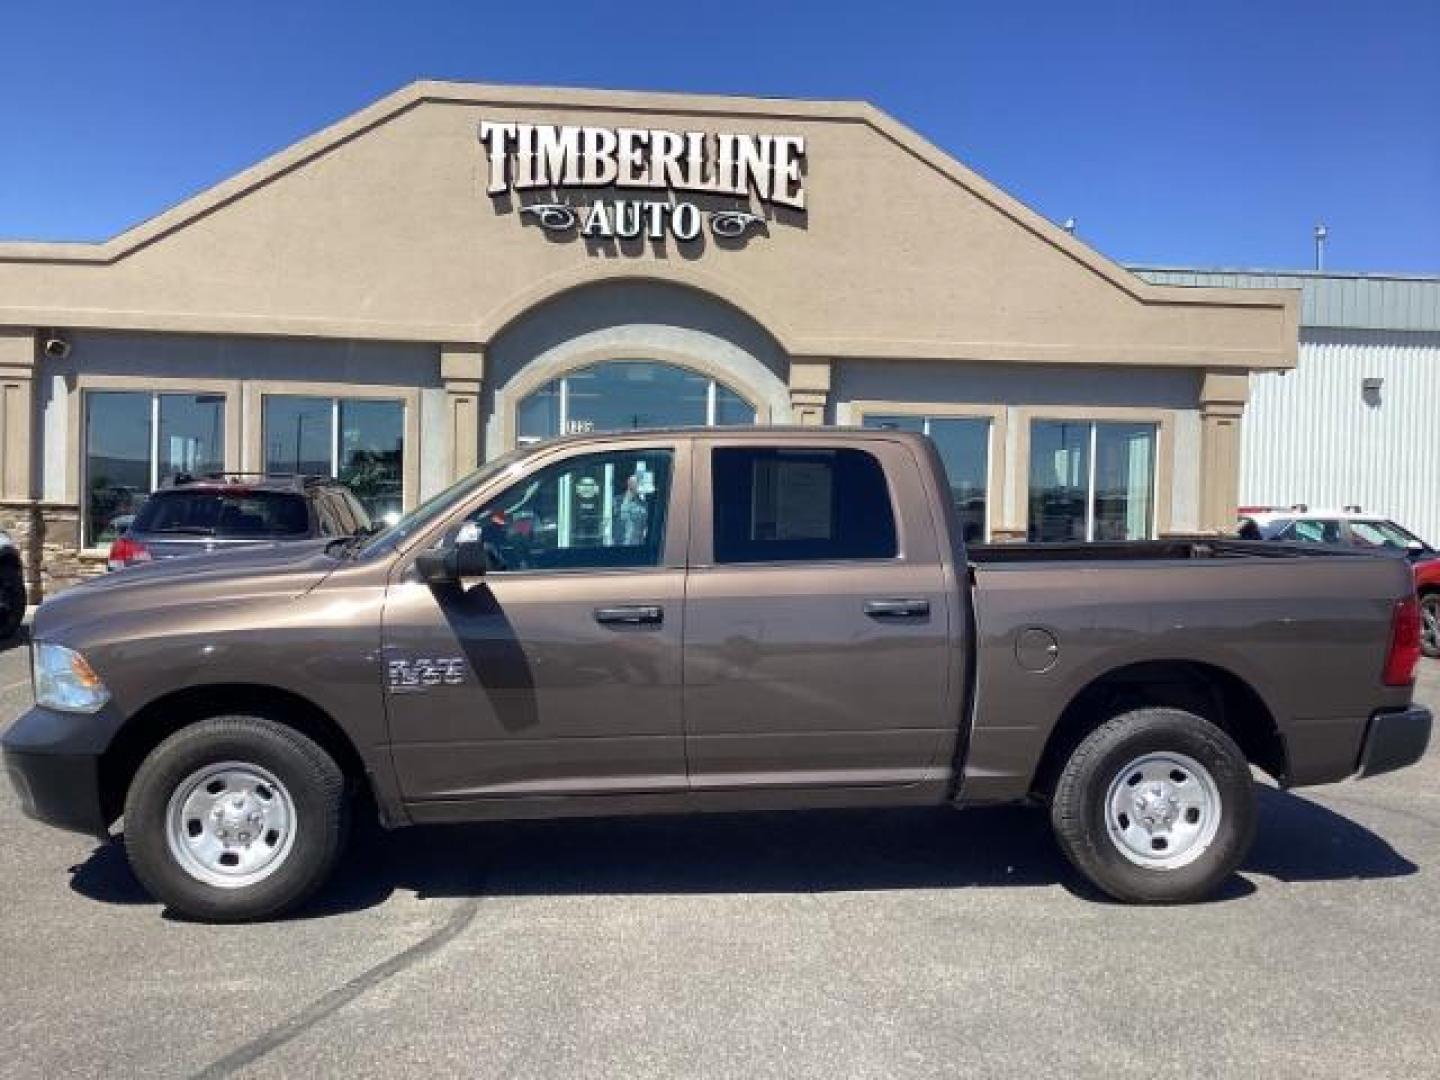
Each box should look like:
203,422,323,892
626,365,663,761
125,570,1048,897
594,605,664,626
864,599,930,619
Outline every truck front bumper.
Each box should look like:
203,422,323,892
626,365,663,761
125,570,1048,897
1356,705,1433,779
2,705,116,838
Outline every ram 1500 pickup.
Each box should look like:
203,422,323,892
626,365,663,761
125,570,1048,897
4,428,1432,920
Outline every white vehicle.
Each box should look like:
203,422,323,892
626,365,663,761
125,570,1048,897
0,529,25,639
1237,505,1440,658
1236,505,1436,557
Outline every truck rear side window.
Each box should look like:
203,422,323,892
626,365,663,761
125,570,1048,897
712,447,897,564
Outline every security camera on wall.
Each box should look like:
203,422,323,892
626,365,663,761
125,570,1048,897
42,333,70,360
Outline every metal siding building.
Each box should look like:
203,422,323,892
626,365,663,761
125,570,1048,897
1135,268,1440,544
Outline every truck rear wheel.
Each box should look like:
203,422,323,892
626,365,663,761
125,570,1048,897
123,716,347,922
1050,707,1256,903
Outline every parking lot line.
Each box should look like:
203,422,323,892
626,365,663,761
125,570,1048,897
191,898,480,1079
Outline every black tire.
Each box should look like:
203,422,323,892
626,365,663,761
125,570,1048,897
1050,707,1256,904
1420,593,1440,660
0,562,25,640
124,716,348,922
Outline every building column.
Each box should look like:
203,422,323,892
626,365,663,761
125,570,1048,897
0,329,36,501
441,343,484,480
0,329,39,593
1198,370,1249,533
788,358,831,426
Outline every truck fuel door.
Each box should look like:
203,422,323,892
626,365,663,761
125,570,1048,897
1016,627,1061,673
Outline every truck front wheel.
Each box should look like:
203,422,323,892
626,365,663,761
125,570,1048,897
123,716,348,922
1050,707,1256,903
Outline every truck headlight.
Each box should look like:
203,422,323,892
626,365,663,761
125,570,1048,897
32,643,111,714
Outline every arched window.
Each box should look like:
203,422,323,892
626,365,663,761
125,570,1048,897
516,360,756,444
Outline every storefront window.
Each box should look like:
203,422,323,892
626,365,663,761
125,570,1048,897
85,390,226,546
516,360,756,444
339,399,404,525
263,395,404,524
864,414,990,542
714,384,754,425
1093,423,1157,541
1028,420,1157,542
262,396,331,477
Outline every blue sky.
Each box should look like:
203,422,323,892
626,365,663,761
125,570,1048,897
1,0,1435,272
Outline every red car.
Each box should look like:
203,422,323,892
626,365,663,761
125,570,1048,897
1421,563,1440,658
1237,506,1440,657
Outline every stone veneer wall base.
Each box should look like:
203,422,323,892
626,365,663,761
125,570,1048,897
0,501,100,600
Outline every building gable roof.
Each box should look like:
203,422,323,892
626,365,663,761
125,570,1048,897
0,81,1298,369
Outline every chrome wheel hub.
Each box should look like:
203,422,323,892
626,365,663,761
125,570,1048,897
165,762,296,888
1104,752,1221,870
1133,783,1180,829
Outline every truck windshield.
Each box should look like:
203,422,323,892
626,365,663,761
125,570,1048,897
356,446,532,559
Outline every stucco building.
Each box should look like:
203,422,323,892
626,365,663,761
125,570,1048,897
0,81,1297,597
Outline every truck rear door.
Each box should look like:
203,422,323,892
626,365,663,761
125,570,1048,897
682,435,956,790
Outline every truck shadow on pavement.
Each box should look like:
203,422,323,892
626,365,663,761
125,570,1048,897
68,784,1417,918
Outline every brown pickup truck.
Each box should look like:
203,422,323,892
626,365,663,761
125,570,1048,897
4,428,1432,921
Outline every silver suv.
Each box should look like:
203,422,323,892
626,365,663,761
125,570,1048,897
107,473,373,570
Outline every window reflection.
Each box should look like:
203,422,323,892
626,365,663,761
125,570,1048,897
86,392,151,547
864,414,989,542
714,385,755,426
1094,423,1157,541
85,391,229,546
1028,420,1156,542
516,361,756,443
157,394,225,486
340,400,404,526
263,396,331,477
1028,421,1091,542
263,395,405,524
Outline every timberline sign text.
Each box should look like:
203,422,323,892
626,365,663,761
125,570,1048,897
477,120,807,244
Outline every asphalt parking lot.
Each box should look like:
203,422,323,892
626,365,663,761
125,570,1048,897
1,635,1437,1079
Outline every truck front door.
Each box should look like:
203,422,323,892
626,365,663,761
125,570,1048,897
682,437,956,791
382,441,690,803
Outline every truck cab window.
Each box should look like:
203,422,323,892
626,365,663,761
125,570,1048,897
463,449,673,571
712,447,897,563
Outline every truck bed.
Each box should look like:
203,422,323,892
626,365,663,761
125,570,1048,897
959,539,1416,803
968,538,1392,563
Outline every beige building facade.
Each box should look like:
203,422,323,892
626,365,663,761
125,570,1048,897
0,81,1297,597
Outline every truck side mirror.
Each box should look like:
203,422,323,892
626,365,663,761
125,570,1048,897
415,541,489,585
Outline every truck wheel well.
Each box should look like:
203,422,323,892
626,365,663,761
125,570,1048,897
1030,660,1286,800
99,684,368,824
